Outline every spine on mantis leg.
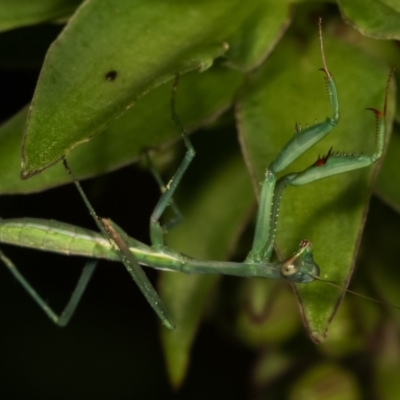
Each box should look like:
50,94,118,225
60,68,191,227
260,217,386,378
246,170,276,263
289,67,394,187
257,67,393,260
260,173,297,260
365,67,394,162
269,69,339,174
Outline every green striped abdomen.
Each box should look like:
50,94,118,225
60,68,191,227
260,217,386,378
0,218,120,260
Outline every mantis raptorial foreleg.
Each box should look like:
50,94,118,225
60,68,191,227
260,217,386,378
247,18,393,264
246,18,340,263
259,67,393,264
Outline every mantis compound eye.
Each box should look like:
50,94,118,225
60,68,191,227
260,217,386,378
299,239,310,248
281,259,300,277
279,240,319,282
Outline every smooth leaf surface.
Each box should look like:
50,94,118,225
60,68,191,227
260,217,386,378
224,1,291,71
237,30,394,342
21,0,291,177
338,0,400,39
0,66,243,193
160,150,254,388
0,0,81,32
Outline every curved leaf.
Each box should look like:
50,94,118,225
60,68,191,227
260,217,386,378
0,66,243,193
21,0,293,177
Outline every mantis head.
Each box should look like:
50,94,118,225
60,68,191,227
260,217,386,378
280,241,400,310
280,240,320,283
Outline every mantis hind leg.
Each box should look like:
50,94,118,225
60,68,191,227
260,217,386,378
1,248,96,326
150,75,195,248
63,158,175,330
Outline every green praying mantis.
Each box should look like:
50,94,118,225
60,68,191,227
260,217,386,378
0,21,394,330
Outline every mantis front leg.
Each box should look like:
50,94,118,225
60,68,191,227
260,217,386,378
247,19,340,263
247,18,393,265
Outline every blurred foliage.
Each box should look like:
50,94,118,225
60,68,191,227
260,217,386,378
1,1,400,399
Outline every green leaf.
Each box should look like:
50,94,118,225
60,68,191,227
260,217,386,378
0,0,81,32
237,29,394,342
224,1,291,71
338,0,400,39
21,0,292,177
0,65,243,193
160,150,254,388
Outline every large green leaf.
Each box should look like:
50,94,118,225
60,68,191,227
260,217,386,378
21,0,292,177
0,65,243,193
237,29,394,342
